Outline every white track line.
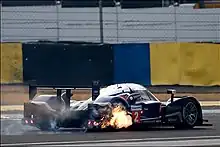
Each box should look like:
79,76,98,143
44,139,220,146
203,109,220,114
2,136,220,146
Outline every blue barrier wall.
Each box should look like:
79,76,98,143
113,43,151,86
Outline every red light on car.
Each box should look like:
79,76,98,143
30,120,33,124
93,121,99,126
25,120,28,124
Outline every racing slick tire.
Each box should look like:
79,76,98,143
174,99,199,129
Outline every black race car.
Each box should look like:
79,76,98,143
22,83,212,131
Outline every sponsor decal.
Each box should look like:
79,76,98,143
131,105,142,111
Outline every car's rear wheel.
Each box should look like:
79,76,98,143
174,100,199,129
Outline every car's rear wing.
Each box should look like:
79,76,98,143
28,80,101,109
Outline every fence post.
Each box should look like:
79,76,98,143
114,1,120,43
99,0,104,43
218,15,220,42
56,0,60,41
0,1,2,42
174,2,178,42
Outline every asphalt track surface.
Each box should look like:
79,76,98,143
1,108,220,146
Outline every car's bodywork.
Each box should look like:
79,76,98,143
22,83,212,131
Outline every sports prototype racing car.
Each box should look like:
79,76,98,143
22,83,212,131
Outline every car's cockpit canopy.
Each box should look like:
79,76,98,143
76,83,159,110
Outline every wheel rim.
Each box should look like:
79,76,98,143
183,102,198,126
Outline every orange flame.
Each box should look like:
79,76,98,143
101,105,133,129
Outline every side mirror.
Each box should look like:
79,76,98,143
167,89,176,103
167,89,176,94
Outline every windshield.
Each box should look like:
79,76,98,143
75,87,159,110
135,90,159,102
94,96,113,103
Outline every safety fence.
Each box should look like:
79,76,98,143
1,3,220,43
1,41,220,86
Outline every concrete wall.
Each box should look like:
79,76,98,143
2,6,220,43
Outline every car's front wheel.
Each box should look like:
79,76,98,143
174,100,199,129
